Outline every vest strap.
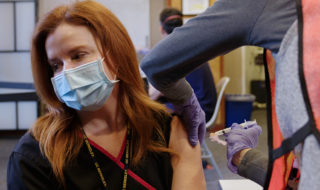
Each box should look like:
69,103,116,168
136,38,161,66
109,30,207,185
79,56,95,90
272,122,312,161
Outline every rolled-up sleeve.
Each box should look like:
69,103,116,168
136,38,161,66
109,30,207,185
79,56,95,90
238,149,268,186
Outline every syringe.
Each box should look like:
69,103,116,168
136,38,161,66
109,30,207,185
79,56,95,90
212,120,257,136
209,120,257,146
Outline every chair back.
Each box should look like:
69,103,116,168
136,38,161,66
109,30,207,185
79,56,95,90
205,76,230,129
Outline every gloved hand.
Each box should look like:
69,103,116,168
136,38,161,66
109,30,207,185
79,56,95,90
225,122,262,173
173,92,206,146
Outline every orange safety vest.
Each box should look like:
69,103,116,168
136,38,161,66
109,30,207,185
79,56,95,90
263,0,320,189
264,50,295,190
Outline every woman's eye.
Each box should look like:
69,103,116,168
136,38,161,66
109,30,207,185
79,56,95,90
50,62,62,73
71,52,86,60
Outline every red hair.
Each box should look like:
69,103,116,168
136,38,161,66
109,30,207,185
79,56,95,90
31,0,170,185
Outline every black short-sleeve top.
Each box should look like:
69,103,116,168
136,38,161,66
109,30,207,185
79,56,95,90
7,116,173,190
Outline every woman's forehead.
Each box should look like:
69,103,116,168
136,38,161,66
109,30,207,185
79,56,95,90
45,23,98,58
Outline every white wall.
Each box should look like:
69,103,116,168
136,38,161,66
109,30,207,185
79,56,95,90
99,0,150,48
39,0,151,49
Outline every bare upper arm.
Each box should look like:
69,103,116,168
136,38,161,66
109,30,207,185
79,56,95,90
169,116,206,190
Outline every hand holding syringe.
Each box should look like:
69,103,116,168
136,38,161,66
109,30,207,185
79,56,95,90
209,120,257,146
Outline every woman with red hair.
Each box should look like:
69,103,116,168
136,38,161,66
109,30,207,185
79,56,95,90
7,1,205,189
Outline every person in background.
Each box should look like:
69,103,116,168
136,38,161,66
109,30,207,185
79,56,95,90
148,8,217,123
6,1,205,189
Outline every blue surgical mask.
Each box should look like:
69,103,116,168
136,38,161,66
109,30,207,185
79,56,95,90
51,58,119,111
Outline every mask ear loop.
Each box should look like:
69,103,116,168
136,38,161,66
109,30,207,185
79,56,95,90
111,69,120,83
101,57,120,83
112,67,119,81
108,56,119,83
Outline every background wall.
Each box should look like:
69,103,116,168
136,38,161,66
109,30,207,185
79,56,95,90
224,48,244,94
224,46,264,94
39,0,155,49
244,46,265,94
150,0,166,48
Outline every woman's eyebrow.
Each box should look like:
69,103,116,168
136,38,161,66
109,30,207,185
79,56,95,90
67,45,90,55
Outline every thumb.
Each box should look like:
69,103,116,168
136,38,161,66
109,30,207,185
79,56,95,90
198,123,206,145
188,125,199,146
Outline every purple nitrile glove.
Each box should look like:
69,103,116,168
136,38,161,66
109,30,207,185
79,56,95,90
225,122,262,173
173,92,206,146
